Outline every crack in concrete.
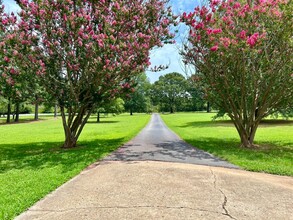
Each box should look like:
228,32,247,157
29,205,221,215
210,168,237,220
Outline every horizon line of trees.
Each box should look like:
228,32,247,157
0,71,213,121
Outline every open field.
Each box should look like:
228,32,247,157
0,113,150,220
161,112,293,176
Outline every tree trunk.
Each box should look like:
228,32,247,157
234,120,260,148
6,98,11,123
60,106,93,149
14,102,20,122
63,129,78,148
54,104,57,118
34,102,39,120
130,107,133,116
239,132,253,148
207,102,211,113
170,106,174,114
97,112,100,122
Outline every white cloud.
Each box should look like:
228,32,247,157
147,0,200,83
2,0,20,13
146,44,190,83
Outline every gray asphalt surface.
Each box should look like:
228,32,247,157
104,113,238,169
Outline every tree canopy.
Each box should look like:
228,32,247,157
124,73,152,115
152,72,188,113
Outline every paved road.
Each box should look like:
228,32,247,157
17,162,293,220
104,113,238,169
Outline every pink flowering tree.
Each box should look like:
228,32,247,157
0,3,28,123
181,0,293,148
0,2,47,123
12,0,174,148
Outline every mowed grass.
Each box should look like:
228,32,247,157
0,113,150,220
161,112,293,176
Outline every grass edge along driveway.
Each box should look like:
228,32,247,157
0,114,150,220
161,112,293,176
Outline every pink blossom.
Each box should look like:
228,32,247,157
63,14,68,22
220,37,231,48
212,28,222,34
206,28,213,35
211,0,221,7
39,9,45,16
271,8,282,17
6,77,14,86
133,15,139,21
2,18,8,25
233,2,241,9
114,2,120,10
210,45,219,51
247,32,259,47
4,56,10,62
98,40,104,47
195,22,204,30
238,30,247,39
10,68,16,74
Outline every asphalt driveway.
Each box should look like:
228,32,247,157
104,113,238,169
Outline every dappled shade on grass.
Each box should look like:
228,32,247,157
0,114,150,220
0,139,123,174
0,115,50,125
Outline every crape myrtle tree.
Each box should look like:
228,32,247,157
0,3,28,123
11,0,175,148
0,2,13,123
181,0,293,148
0,1,49,123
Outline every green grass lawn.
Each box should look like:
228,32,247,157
161,112,293,176
0,113,150,220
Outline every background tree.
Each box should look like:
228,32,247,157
184,74,207,112
10,0,174,148
152,72,188,113
0,95,7,117
124,73,152,115
26,77,48,121
181,0,293,148
96,98,125,122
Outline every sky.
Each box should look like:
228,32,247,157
2,0,20,13
145,0,201,83
2,0,200,83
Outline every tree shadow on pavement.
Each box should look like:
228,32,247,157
104,140,235,167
